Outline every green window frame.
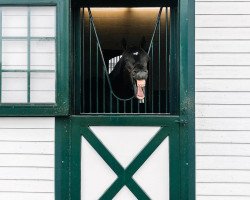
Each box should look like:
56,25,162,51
0,0,69,116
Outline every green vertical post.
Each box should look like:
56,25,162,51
179,0,195,199
0,8,2,103
27,7,31,103
74,7,82,114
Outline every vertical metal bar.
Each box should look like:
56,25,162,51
151,42,154,113
158,18,161,113
117,99,119,113
0,8,2,103
81,8,85,113
27,7,31,103
124,101,126,113
96,43,99,112
137,100,140,113
130,100,133,113
166,7,169,113
89,19,92,112
110,89,112,113
144,91,147,113
103,63,105,113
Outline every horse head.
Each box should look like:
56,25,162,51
110,37,150,101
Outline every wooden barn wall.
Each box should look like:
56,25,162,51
196,0,250,199
0,118,54,200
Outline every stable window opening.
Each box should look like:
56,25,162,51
74,6,178,114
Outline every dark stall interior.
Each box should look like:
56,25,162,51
73,7,178,114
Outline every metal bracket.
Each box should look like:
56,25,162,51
175,119,188,126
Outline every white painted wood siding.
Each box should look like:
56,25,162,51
0,118,54,200
196,1,250,199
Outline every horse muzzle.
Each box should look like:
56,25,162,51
136,79,146,101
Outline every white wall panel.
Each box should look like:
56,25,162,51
196,54,250,65
196,131,250,143
196,2,250,14
196,79,250,92
197,170,250,183
196,92,250,105
0,193,54,200
196,15,250,27
0,118,54,199
196,66,250,79
196,1,250,199
196,41,250,53
196,105,250,117
196,28,250,40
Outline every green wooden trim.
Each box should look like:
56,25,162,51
0,0,57,5
72,0,177,7
55,117,71,200
0,0,70,116
179,0,195,199
27,7,31,103
73,7,82,114
0,8,2,102
55,0,70,115
72,115,179,126
0,104,67,115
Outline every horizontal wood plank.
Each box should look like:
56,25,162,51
0,154,54,167
0,193,54,200
197,156,250,169
0,118,54,129
196,131,250,143
196,41,250,53
0,180,54,193
0,142,54,154
197,182,250,195
196,54,250,65
196,15,250,27
196,28,250,40
0,167,53,180
197,143,250,156
196,79,250,92
196,118,250,130
196,105,250,117
196,2,250,14
197,170,250,183
196,66,250,79
196,92,250,105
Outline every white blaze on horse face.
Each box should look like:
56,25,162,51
133,52,139,56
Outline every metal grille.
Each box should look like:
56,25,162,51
75,7,176,114
109,55,122,74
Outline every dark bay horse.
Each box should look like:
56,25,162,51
109,37,150,102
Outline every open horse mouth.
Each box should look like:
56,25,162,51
135,79,146,100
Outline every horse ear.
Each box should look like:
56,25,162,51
121,38,127,50
140,36,147,50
